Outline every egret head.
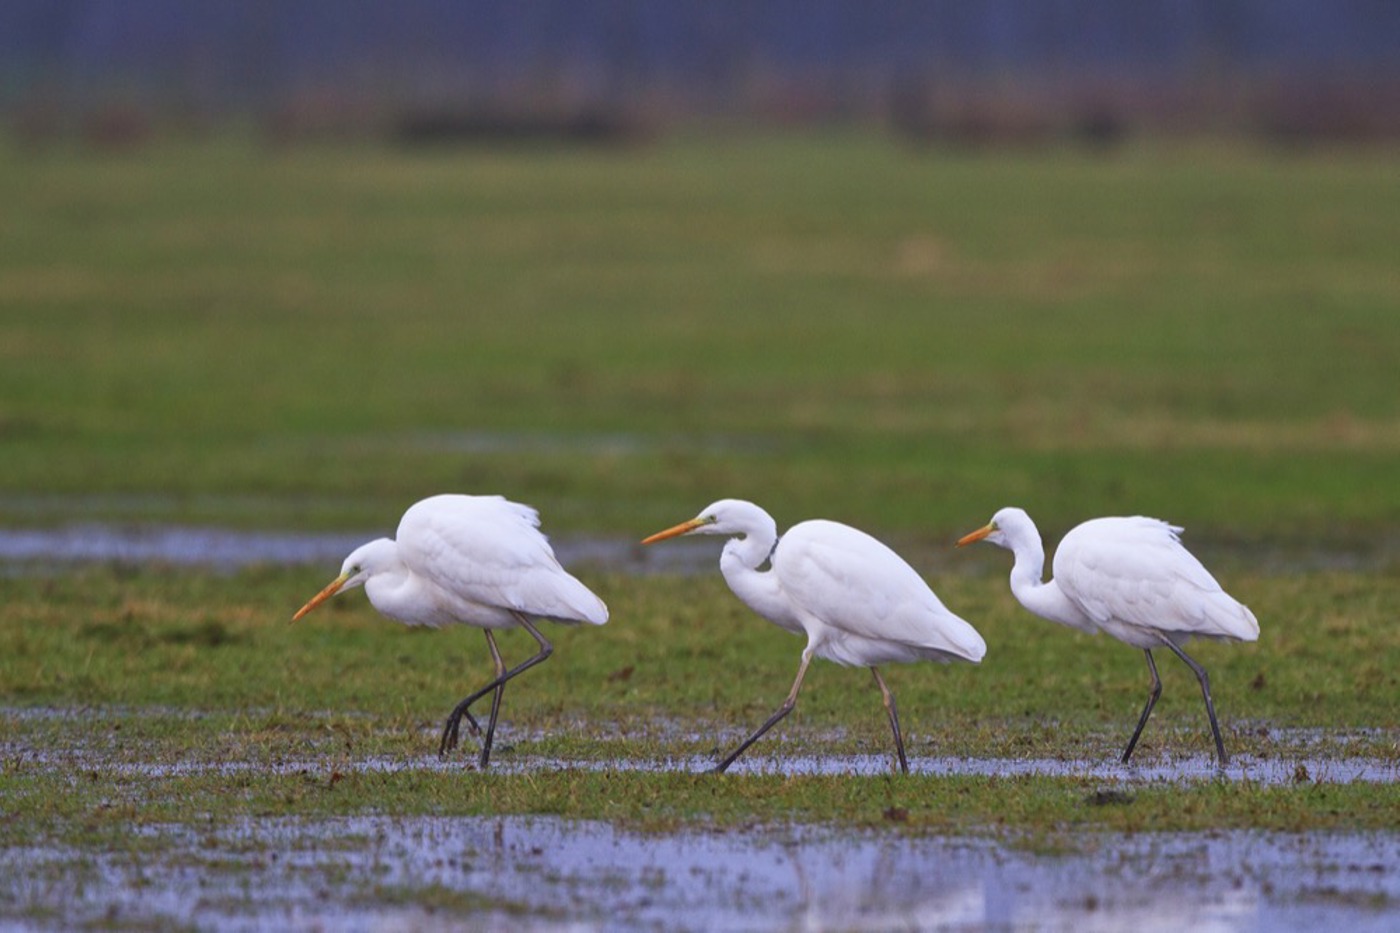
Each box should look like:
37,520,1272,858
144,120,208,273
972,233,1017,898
957,507,1034,551
292,537,396,622
641,498,771,544
338,538,398,588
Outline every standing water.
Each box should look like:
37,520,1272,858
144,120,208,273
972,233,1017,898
1,815,1396,930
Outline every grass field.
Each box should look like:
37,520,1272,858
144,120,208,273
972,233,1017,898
1,134,1398,539
0,559,1396,867
1,133,1397,924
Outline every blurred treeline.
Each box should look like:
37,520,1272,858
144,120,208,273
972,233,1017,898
3,0,1399,147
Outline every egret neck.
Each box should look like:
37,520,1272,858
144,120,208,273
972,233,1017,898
716,509,794,631
1001,527,1094,632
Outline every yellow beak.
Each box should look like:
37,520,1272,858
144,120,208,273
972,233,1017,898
956,523,995,548
641,517,709,545
291,571,349,622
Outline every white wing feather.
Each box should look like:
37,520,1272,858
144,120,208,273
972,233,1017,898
1054,517,1257,644
397,495,608,626
775,520,986,664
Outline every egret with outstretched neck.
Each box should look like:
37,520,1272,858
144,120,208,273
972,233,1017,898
957,507,1258,765
644,499,985,774
292,494,608,768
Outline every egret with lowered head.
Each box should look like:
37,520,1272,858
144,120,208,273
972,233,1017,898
644,499,985,774
957,507,1258,765
292,494,608,767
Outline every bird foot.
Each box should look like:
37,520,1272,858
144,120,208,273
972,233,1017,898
438,708,483,758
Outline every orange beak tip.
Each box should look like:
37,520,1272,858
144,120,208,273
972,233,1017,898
641,518,704,546
956,525,994,548
291,574,347,623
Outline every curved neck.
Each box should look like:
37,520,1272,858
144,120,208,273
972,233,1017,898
1005,531,1085,629
1006,533,1046,603
717,517,794,630
721,518,777,571
362,559,425,624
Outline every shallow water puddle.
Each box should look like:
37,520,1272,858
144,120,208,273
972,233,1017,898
3,707,1395,786
0,524,369,567
12,748,1398,786
2,816,1396,931
702,750,1400,784
1,522,1395,574
0,524,716,573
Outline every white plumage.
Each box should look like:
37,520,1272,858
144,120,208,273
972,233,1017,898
373,495,608,629
644,498,984,773
958,506,1258,765
292,494,607,766
1053,516,1258,648
765,518,986,667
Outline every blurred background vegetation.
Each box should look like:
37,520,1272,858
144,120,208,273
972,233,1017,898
1,1,1397,555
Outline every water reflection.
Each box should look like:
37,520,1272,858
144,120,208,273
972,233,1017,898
2,816,1395,931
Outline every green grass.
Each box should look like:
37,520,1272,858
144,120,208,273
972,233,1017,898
3,564,1395,739
1,563,1396,842
1,134,1397,537
7,766,1395,848
0,133,1397,851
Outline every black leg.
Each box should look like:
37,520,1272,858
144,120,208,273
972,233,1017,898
439,672,482,757
1159,638,1229,766
439,705,479,756
478,630,507,768
871,667,909,774
438,614,554,762
713,650,813,774
1120,649,1162,764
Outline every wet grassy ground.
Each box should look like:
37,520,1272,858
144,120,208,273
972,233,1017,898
2,565,1395,832
2,132,1398,927
1,557,1396,928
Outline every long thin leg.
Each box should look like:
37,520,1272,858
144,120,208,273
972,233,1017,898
1120,650,1163,764
870,667,909,774
713,650,813,774
441,690,482,753
1159,638,1229,766
478,630,508,768
440,637,490,757
438,614,554,761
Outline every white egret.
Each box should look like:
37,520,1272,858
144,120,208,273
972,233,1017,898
292,494,608,767
957,507,1258,765
643,499,986,774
